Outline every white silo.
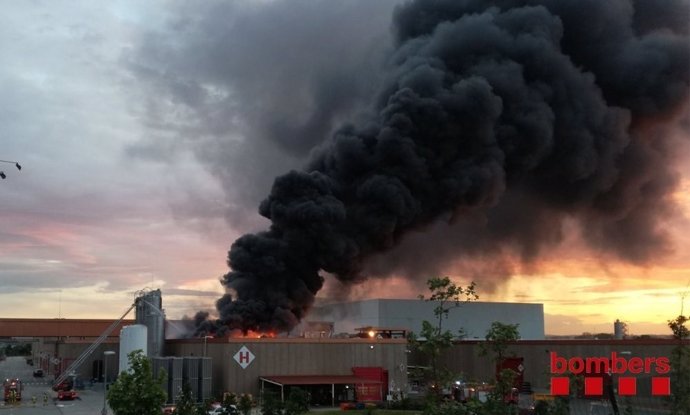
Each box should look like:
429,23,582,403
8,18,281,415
614,319,628,339
119,324,148,374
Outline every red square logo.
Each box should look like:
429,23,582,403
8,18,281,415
551,377,569,396
652,377,670,396
618,377,636,396
584,377,603,396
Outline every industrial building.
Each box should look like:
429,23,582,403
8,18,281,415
0,290,410,404
0,290,684,406
310,299,545,340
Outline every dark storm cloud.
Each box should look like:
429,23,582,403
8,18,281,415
127,0,401,231
130,0,689,334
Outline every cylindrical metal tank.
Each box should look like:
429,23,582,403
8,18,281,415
135,289,165,357
119,324,148,374
614,319,627,340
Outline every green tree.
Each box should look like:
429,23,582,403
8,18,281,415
222,392,239,414
478,322,521,415
261,390,284,415
669,315,690,339
175,382,197,415
421,277,478,333
408,277,478,402
4,343,31,356
107,350,168,415
284,388,310,415
479,321,521,364
668,315,690,414
196,399,215,415
238,393,254,415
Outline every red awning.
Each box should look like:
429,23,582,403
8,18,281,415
260,375,382,386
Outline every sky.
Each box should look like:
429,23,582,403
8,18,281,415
1,0,689,336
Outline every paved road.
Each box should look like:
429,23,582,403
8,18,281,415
0,356,111,414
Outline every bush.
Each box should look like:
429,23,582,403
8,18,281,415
261,391,284,415
238,393,254,415
284,388,310,415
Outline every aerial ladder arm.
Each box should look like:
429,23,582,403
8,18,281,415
52,303,135,388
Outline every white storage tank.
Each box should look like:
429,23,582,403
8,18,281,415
614,319,628,340
119,324,148,374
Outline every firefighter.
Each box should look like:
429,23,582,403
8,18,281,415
43,391,49,405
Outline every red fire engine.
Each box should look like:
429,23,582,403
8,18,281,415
53,377,78,400
3,378,22,402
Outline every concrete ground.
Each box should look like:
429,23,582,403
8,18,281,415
0,387,112,414
0,356,112,414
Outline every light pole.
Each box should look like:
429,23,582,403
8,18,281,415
102,351,115,415
0,159,21,180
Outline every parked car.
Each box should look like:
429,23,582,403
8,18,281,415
32,369,44,378
162,404,176,414
208,404,238,415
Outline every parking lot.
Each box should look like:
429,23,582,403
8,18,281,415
0,356,112,414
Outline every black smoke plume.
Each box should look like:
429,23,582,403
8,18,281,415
203,0,689,334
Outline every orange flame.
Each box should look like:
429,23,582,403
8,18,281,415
227,329,277,339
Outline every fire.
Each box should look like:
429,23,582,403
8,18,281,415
227,329,276,339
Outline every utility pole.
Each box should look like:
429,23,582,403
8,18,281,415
102,350,115,415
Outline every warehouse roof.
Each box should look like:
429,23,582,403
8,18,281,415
0,318,135,338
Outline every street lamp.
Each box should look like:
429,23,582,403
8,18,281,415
0,159,21,180
102,351,116,415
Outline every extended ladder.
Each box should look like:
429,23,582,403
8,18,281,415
52,303,135,388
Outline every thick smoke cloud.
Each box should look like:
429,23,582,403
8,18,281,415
128,0,689,333
206,0,689,333
127,0,398,233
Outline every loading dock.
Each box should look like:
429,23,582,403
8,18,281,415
259,374,383,407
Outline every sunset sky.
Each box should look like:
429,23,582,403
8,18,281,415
1,0,688,336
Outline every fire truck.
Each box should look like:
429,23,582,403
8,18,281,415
3,378,22,402
53,377,78,400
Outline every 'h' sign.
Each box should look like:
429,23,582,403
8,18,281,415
234,346,255,369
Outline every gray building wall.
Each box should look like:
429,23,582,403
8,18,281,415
166,338,409,399
34,339,120,382
312,299,545,340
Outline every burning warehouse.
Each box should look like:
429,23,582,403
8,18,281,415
166,336,408,406
153,0,688,402
12,289,542,404
192,0,690,342
184,0,687,403
0,0,688,410
7,292,687,407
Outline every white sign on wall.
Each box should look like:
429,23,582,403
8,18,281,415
233,345,255,369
